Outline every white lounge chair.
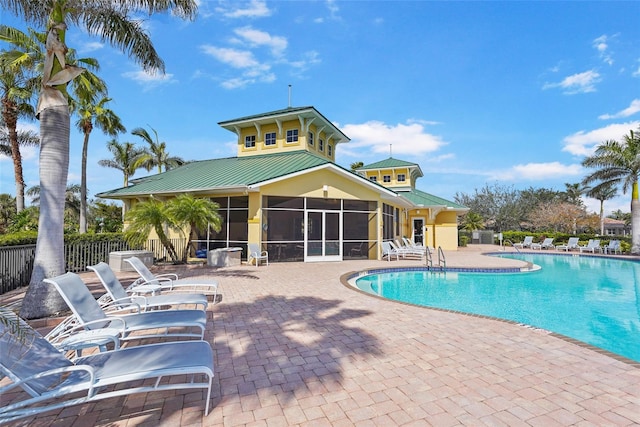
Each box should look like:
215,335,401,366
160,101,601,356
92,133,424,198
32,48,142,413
125,256,219,300
44,272,206,344
603,239,621,254
381,241,399,261
248,243,269,267
578,239,602,253
513,236,533,249
88,262,208,312
0,311,214,423
390,241,424,258
531,237,554,250
555,237,580,251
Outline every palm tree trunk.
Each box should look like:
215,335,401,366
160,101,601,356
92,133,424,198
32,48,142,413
79,131,90,233
20,105,69,319
599,200,604,236
2,100,26,212
632,193,640,255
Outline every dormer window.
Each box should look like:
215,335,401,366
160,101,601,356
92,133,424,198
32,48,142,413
319,139,324,151
383,175,391,183
308,131,314,146
398,174,406,182
265,132,276,146
286,129,298,143
328,144,333,156
245,135,256,148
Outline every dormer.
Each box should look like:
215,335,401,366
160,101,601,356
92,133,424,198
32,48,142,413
218,106,349,162
356,158,424,189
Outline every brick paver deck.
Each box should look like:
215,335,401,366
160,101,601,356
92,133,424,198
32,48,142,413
2,246,639,426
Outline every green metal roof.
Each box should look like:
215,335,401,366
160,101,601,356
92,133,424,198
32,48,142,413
359,157,420,170
398,188,467,210
97,150,332,198
218,106,350,144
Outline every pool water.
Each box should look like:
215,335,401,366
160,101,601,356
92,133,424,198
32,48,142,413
355,254,640,362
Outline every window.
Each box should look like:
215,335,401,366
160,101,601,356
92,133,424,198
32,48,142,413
319,139,324,151
244,135,256,148
328,144,333,156
369,176,377,182
265,132,276,146
286,129,298,143
308,131,314,146
383,175,391,183
398,174,406,182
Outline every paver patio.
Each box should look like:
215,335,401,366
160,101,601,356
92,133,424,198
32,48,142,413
2,246,639,426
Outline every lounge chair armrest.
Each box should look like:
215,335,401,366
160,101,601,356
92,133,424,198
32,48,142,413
153,273,179,281
0,365,96,397
99,298,142,314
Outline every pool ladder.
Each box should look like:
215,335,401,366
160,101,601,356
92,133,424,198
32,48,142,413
505,239,521,253
426,246,447,272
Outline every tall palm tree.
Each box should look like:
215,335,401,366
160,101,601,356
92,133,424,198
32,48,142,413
75,97,125,233
0,0,197,319
167,194,222,261
98,140,147,188
582,128,640,254
132,126,185,173
0,26,39,213
0,116,39,206
585,182,618,236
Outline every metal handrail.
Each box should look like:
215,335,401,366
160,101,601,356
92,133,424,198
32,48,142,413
437,246,446,272
505,239,521,253
425,246,433,269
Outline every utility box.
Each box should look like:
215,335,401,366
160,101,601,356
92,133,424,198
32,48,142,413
208,247,242,267
109,250,154,272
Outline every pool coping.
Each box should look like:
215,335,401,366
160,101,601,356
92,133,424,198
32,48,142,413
340,264,640,369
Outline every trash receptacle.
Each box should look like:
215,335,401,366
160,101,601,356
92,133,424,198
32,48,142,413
208,247,242,267
109,250,153,272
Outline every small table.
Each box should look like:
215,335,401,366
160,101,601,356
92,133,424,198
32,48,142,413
59,328,121,357
129,284,162,296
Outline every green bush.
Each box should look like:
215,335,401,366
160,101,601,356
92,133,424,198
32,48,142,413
0,232,129,247
0,231,38,246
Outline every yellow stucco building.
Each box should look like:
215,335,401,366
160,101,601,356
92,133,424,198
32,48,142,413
98,106,468,262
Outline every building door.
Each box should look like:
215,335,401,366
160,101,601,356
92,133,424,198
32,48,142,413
412,218,425,245
305,210,342,262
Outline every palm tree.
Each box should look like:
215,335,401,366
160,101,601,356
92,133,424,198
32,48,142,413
98,139,147,188
460,211,484,231
0,26,39,213
75,97,125,233
0,0,197,319
133,126,185,173
585,182,618,236
350,161,364,172
0,193,16,232
0,116,39,208
125,197,180,263
167,194,222,262
582,128,640,254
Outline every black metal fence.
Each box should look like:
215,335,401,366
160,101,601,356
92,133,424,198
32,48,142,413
0,238,188,294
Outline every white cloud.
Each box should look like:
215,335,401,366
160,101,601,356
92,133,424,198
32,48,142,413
340,120,447,156
633,64,640,77
505,162,583,180
562,121,640,156
216,0,271,18
121,70,176,89
599,99,640,120
78,41,104,53
543,69,601,94
592,34,614,66
234,26,287,57
201,45,260,68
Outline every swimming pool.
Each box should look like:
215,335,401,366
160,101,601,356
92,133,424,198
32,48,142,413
354,253,640,363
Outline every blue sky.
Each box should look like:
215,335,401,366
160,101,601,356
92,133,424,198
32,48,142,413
1,0,639,215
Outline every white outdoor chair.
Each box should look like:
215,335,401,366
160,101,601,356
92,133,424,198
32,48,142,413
44,272,206,345
125,256,219,301
513,236,533,249
555,237,579,251
531,237,554,250
381,241,399,261
0,311,214,423
88,262,208,312
248,243,269,267
603,239,621,254
578,239,602,253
